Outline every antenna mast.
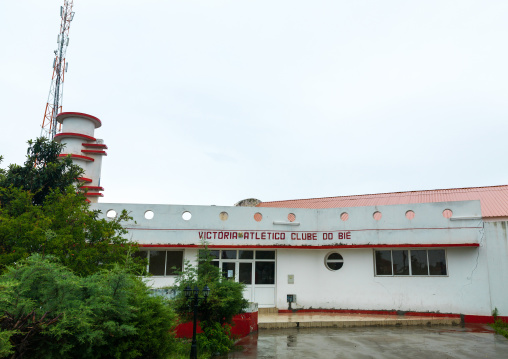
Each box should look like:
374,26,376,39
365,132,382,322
41,1,75,140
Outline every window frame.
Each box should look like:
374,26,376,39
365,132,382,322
136,250,184,277
199,249,276,285
324,252,344,271
373,249,448,277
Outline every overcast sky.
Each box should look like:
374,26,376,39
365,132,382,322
1,1,507,206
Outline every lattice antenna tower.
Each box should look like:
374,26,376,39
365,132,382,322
41,1,75,140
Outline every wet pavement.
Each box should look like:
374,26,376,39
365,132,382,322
227,325,508,358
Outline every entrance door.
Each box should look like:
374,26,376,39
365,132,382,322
208,249,276,308
252,251,276,307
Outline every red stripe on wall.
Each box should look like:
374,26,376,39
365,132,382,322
81,149,107,155
138,243,479,249
56,112,102,127
55,132,96,141
77,177,92,182
126,227,482,232
58,154,95,162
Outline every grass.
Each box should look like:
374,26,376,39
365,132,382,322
491,319,508,339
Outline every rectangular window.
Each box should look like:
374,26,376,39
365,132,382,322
166,251,183,275
149,250,166,276
374,249,447,276
375,250,392,275
256,251,275,260
239,250,254,259
239,263,252,284
255,262,275,284
221,250,237,259
410,250,429,275
222,262,236,279
392,250,409,275
137,250,183,276
428,250,447,275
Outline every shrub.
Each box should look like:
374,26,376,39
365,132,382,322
172,245,248,356
0,254,178,359
197,322,235,356
172,246,248,327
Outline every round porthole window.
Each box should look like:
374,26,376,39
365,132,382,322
325,252,344,271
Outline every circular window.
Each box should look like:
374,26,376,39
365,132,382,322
144,210,154,220
182,211,192,221
219,211,229,221
340,212,349,221
443,209,453,219
106,209,117,218
405,210,415,220
325,252,344,271
254,212,263,222
288,213,296,222
373,211,382,220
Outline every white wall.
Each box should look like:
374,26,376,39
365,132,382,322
275,247,491,315
484,221,508,316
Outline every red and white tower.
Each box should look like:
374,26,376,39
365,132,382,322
41,1,75,140
54,112,108,203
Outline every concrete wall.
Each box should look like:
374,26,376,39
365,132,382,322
275,247,491,315
484,221,508,316
93,200,482,247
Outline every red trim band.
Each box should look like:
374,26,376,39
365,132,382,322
275,309,508,324
278,309,400,315
55,132,96,141
56,112,102,128
126,226,482,232
81,149,107,156
59,154,94,162
82,143,108,149
137,243,479,249
80,186,104,191
77,177,92,183
85,192,104,197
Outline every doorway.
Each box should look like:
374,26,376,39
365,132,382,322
204,249,276,307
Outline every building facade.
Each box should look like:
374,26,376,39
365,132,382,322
59,112,508,321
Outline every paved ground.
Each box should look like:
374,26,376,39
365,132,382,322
226,325,508,358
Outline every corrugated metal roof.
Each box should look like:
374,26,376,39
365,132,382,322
257,185,508,218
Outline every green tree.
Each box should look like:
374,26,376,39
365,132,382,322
0,185,143,275
0,254,179,359
0,138,83,206
0,139,145,275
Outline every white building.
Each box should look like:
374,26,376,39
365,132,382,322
58,112,508,322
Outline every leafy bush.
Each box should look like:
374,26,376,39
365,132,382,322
491,319,508,339
172,245,248,355
0,255,178,359
197,322,235,356
490,308,508,339
173,247,248,326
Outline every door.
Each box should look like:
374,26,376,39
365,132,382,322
209,249,276,307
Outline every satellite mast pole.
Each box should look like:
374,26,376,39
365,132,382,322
41,1,75,140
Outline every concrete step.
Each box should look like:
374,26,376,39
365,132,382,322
258,307,279,314
258,312,461,329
